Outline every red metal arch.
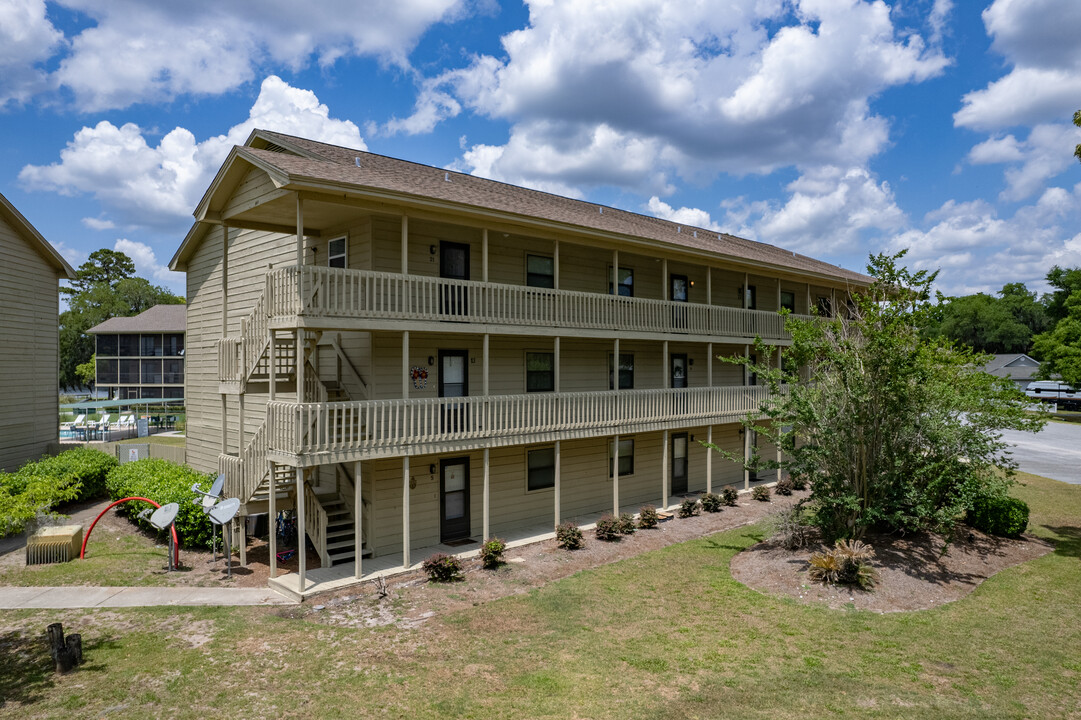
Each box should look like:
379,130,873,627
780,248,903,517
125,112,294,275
80,496,180,566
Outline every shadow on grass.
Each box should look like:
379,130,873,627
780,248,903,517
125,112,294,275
701,531,765,554
1041,525,1081,558
0,630,114,709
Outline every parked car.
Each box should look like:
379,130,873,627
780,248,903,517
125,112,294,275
1024,381,1081,410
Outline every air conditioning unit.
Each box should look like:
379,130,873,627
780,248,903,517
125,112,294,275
26,525,83,565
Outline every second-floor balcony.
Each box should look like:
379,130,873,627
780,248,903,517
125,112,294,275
265,385,774,466
264,265,801,340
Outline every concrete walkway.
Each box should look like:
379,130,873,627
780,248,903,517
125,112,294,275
0,585,297,609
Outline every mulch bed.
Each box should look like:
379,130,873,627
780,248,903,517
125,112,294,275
730,526,1054,612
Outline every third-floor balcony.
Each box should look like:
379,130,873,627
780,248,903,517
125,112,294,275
264,265,803,341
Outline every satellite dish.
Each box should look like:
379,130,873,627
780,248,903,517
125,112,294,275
148,503,179,531
192,474,225,513
207,497,242,579
208,497,240,526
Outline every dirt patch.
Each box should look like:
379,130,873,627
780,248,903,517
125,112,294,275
0,498,321,588
299,490,806,629
730,526,1054,612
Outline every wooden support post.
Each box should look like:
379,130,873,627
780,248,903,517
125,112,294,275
237,393,244,456
296,194,304,268
402,456,411,568
269,331,277,401
707,342,713,387
554,337,561,393
706,425,713,494
402,331,410,399
354,460,363,580
662,258,668,300
662,428,669,510
744,426,751,491
269,461,277,578
744,271,750,308
296,467,306,593
613,338,620,390
220,395,227,454
483,334,490,396
707,266,712,305
553,240,560,290
238,515,247,567
296,331,305,404
482,228,488,282
663,340,669,388
554,440,561,528
776,346,783,484
612,434,620,516
483,448,490,540
401,215,409,275
806,283,811,314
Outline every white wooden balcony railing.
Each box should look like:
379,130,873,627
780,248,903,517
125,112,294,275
267,265,797,338
266,385,774,460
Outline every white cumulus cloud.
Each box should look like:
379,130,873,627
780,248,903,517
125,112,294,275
113,238,182,285
392,0,949,194
19,76,365,230
0,0,64,108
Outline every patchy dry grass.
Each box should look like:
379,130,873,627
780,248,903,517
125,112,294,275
1,472,1079,719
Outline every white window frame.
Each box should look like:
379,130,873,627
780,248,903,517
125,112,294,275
327,235,348,269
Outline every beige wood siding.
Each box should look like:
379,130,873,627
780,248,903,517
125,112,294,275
0,214,63,470
364,424,744,554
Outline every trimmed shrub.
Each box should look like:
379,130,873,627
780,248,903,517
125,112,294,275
618,512,637,535
106,459,216,549
0,448,119,538
638,505,659,529
479,537,506,569
808,539,879,590
774,477,794,496
751,485,771,502
700,492,723,513
790,475,808,491
721,487,739,506
968,495,1029,538
678,497,700,518
423,552,463,582
595,514,622,541
556,521,584,550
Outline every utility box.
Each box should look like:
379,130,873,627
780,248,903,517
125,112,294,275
26,525,84,565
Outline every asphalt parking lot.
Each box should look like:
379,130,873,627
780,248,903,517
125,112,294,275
1001,419,1081,485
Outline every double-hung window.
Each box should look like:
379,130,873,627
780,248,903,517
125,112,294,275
328,236,347,269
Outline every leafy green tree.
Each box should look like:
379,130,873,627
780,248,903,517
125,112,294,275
75,354,96,388
1032,291,1081,387
712,251,1043,542
934,282,1047,353
58,250,184,389
1043,265,1081,324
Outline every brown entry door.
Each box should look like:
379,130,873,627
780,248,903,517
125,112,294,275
440,457,470,542
671,432,688,495
440,241,470,316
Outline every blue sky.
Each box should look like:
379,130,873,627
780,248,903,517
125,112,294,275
2,0,1080,298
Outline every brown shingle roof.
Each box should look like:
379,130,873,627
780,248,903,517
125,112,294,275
86,304,187,334
241,129,871,286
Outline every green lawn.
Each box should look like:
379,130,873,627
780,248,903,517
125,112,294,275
2,472,1078,719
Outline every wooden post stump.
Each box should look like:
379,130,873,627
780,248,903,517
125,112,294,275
46,622,82,673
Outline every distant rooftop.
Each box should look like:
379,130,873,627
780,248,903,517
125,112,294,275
86,304,186,334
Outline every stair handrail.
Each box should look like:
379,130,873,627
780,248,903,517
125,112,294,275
302,479,329,567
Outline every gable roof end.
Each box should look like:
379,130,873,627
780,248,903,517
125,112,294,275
0,191,76,279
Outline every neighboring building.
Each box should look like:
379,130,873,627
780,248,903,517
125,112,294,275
86,304,186,400
169,129,870,597
983,353,1040,390
0,192,76,470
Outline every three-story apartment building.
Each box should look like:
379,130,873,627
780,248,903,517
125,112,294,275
170,130,868,598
